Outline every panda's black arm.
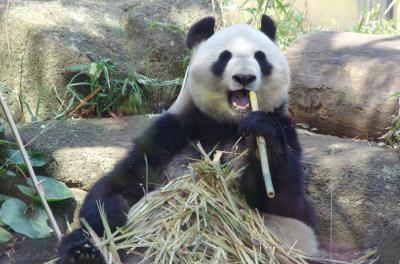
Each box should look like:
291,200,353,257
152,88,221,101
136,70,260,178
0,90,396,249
239,111,315,227
80,113,191,233
57,113,191,263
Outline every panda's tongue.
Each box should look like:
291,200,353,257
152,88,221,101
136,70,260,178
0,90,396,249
230,90,250,111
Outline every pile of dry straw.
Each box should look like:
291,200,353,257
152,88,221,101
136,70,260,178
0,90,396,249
93,147,313,264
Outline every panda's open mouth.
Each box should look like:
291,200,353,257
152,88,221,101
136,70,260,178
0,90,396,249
229,89,250,112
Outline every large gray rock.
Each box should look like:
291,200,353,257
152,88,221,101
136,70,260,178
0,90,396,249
122,0,219,79
299,129,400,254
376,219,400,263
286,32,400,139
6,116,400,258
8,115,153,190
0,0,127,122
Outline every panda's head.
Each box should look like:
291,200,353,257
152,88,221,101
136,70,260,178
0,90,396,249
170,15,290,123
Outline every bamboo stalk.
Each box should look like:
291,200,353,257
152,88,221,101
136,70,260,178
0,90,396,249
67,87,101,116
0,92,63,240
248,91,275,198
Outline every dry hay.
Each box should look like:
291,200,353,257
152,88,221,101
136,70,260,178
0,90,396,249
94,148,313,264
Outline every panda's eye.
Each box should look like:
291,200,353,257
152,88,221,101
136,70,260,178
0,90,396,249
211,50,232,76
254,51,273,75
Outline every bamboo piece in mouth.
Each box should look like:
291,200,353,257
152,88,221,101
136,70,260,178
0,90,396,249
248,91,275,198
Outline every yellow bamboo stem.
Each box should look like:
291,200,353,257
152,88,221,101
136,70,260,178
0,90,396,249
248,91,275,198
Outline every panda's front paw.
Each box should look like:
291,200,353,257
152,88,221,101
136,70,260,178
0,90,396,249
57,229,105,264
238,111,281,139
57,242,105,264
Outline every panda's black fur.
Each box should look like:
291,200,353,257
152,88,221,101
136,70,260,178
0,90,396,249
57,15,317,264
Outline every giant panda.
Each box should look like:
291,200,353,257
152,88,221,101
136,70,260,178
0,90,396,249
57,15,318,264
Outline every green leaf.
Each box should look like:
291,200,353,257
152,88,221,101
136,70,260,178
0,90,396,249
3,149,46,168
3,149,24,165
0,226,13,243
64,64,89,72
29,151,46,167
67,82,90,87
0,198,52,239
2,170,17,178
22,100,38,123
0,194,12,203
17,185,35,198
0,167,17,178
0,139,17,145
121,79,128,96
20,176,74,202
0,120,4,139
89,62,98,78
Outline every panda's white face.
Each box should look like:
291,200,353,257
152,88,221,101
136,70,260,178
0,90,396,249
170,19,290,123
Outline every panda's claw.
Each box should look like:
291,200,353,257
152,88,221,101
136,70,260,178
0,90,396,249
58,242,104,264
58,241,105,264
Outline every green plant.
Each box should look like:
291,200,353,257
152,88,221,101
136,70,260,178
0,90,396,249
219,0,309,50
65,58,142,117
1,83,60,123
65,58,182,116
265,0,308,49
353,2,399,34
0,139,73,242
22,85,45,123
381,92,400,148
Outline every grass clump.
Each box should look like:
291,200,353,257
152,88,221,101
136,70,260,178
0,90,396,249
64,58,182,118
380,92,400,148
353,2,399,34
92,146,312,263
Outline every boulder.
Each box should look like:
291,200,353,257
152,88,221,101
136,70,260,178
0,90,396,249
286,32,400,139
0,0,127,122
299,129,400,254
8,115,153,190
121,0,219,79
376,219,400,263
6,115,400,258
0,235,59,264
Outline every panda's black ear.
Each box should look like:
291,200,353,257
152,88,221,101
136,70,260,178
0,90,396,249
260,15,276,41
186,16,215,49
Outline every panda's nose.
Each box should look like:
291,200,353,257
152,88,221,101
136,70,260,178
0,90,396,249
232,74,256,86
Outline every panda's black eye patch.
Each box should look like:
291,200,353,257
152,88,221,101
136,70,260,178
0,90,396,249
254,51,273,75
211,50,232,76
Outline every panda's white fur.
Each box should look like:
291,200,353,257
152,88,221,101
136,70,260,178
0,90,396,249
170,23,290,123
264,214,319,256
170,22,318,257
